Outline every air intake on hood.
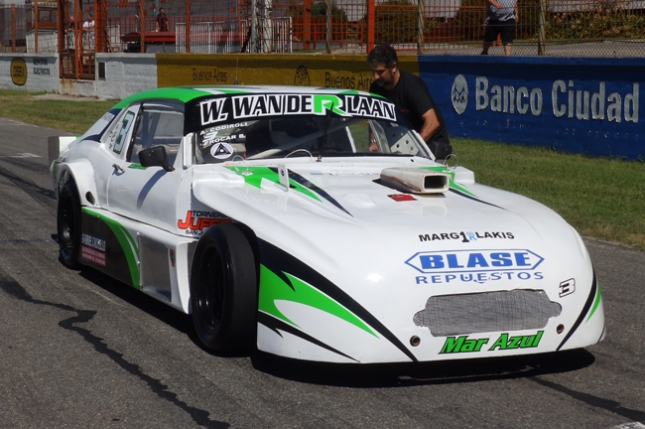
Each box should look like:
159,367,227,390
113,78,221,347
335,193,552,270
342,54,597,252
380,167,449,194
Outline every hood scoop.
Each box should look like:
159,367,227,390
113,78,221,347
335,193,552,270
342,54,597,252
380,167,450,194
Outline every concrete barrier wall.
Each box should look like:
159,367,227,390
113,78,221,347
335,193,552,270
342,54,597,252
60,53,158,99
0,54,59,93
420,56,644,160
95,53,158,100
0,53,157,99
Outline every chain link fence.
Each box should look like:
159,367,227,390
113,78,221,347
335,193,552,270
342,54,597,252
2,0,644,59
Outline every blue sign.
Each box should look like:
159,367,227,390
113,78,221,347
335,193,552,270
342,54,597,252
419,56,645,160
406,249,544,274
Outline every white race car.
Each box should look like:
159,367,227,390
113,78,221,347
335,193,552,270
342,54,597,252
49,86,604,363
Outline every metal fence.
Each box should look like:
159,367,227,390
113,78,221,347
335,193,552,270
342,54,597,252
2,0,645,70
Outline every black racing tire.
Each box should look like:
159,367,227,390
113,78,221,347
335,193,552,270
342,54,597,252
57,180,82,269
190,224,258,353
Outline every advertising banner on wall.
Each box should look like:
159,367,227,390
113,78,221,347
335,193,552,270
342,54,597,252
420,56,644,160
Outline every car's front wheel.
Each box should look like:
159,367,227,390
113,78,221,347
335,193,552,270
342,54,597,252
57,180,82,269
190,224,258,352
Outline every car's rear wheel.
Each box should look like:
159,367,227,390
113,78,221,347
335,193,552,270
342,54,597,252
190,224,257,352
57,180,82,269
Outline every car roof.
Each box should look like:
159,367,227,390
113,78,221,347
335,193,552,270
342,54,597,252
113,86,380,110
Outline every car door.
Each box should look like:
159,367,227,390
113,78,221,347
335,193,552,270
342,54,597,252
106,101,185,232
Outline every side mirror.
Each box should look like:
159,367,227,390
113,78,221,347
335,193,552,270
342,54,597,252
139,146,175,172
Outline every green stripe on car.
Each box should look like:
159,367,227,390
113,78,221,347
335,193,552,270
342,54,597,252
258,265,377,337
82,208,140,289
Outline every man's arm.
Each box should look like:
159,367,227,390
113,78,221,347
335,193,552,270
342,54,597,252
418,108,440,143
514,1,519,20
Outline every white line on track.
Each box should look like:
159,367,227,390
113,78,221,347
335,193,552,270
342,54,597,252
612,423,645,429
0,153,41,158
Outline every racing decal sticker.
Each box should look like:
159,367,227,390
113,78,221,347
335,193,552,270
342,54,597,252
177,210,231,234
128,164,147,170
557,273,601,351
407,249,544,273
419,231,515,243
210,142,236,159
199,94,397,126
257,312,357,361
488,331,543,350
258,240,419,362
389,194,416,202
407,249,544,285
285,169,352,216
226,166,319,200
559,278,576,297
82,208,140,289
200,97,229,125
113,111,136,155
440,331,543,354
225,166,352,216
81,233,106,266
259,265,378,337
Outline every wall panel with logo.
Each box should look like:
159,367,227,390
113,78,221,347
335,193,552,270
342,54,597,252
420,56,644,160
156,53,418,92
0,54,59,93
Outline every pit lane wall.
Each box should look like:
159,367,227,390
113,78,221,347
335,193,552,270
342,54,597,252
0,54,59,93
0,53,157,99
421,56,644,160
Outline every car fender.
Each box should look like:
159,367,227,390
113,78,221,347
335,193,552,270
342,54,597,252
55,159,99,208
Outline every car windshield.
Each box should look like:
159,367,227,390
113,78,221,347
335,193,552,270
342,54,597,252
192,101,431,163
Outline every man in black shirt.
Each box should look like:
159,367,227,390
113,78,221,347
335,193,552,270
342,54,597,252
156,8,169,32
367,44,452,160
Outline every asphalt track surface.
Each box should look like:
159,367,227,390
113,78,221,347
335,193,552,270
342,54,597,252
0,116,644,429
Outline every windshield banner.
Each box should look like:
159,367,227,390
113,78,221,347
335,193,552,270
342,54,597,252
198,93,396,126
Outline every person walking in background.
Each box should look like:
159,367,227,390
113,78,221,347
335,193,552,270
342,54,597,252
481,0,518,56
367,44,452,160
156,7,169,32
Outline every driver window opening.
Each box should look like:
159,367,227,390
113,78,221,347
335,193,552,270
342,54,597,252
128,106,184,166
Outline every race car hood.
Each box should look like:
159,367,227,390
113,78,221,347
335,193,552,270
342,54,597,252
190,157,580,260
190,157,595,363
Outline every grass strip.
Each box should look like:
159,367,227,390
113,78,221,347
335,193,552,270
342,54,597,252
453,138,645,250
0,90,116,134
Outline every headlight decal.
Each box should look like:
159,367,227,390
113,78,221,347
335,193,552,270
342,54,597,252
258,265,376,337
257,311,358,362
225,166,352,216
556,271,598,351
585,281,602,323
258,239,418,362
